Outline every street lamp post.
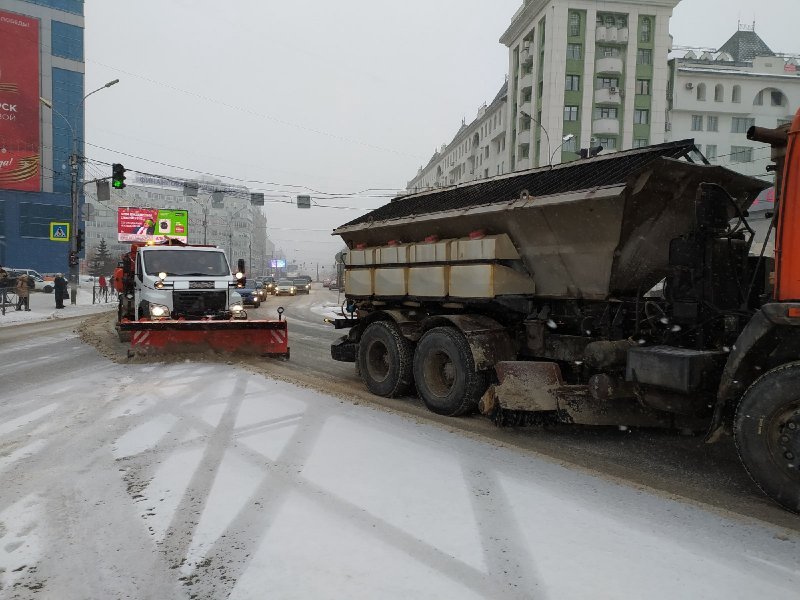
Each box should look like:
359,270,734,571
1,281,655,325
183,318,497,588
40,79,119,304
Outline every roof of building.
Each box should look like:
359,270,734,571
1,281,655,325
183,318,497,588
342,140,703,229
718,29,774,63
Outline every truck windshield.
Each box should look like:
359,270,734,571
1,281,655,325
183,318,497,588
142,249,230,277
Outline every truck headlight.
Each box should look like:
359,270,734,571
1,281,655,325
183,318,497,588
150,303,170,318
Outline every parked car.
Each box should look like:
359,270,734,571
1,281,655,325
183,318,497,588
294,277,311,294
274,279,297,296
322,278,332,288
237,285,261,308
7,269,52,293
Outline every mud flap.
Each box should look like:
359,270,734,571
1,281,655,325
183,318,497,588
120,319,290,358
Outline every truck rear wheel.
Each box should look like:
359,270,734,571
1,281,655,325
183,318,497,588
357,321,414,398
413,326,487,417
734,362,800,513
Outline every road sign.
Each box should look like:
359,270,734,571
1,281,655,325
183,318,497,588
50,222,70,242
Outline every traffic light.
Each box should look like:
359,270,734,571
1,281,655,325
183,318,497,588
69,251,79,267
112,163,126,189
76,228,85,252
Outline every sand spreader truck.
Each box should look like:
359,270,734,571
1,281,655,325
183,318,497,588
330,109,800,512
114,239,289,357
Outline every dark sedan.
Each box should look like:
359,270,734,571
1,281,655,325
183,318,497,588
293,278,311,294
237,285,261,308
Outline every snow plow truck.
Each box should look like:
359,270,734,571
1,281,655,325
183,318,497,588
114,240,289,357
330,108,800,513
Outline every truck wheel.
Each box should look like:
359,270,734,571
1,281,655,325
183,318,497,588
413,326,487,416
357,320,413,398
734,362,800,513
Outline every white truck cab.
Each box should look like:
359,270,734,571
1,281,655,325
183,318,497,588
127,245,245,320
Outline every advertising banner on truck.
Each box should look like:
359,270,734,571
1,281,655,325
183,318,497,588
0,10,40,192
118,207,189,243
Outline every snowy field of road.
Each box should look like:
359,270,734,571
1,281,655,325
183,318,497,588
0,292,798,598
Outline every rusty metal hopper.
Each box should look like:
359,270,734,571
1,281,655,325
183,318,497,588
334,141,769,300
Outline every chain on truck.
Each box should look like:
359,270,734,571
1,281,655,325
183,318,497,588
330,109,800,513
113,239,289,357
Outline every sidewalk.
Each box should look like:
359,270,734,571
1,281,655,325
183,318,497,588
0,286,116,327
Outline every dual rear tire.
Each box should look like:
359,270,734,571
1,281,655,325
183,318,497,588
357,322,487,416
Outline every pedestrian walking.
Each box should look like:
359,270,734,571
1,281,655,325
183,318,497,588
98,274,108,301
54,273,67,309
15,274,31,311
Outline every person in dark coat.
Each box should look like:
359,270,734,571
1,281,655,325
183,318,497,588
54,273,67,309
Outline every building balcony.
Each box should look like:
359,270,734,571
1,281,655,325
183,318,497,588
594,87,622,104
595,26,629,44
592,118,620,135
596,57,623,74
520,71,534,88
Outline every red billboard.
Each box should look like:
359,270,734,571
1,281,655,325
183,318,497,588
0,10,40,192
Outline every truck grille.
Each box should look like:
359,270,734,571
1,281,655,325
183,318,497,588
173,290,227,317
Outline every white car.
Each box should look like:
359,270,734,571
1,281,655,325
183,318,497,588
8,268,54,293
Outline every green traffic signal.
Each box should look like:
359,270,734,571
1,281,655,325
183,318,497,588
112,163,126,189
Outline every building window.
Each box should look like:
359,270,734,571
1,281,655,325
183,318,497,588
52,21,84,61
633,138,649,148
599,46,621,58
705,145,717,160
697,83,707,101
707,116,718,131
637,49,652,65
691,115,704,131
597,76,619,89
778,118,794,127
771,90,786,106
634,109,649,124
731,117,755,133
567,43,582,59
563,136,578,152
597,136,617,149
565,74,581,91
636,79,651,95
731,146,753,163
640,17,651,43
714,84,724,102
564,105,579,121
569,12,581,37
594,106,618,119
732,85,741,103
520,144,530,159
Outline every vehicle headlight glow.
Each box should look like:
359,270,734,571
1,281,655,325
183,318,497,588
149,304,170,318
235,272,244,279
158,272,167,280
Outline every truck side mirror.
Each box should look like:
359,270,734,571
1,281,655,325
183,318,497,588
237,259,246,274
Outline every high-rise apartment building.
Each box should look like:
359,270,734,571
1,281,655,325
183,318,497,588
501,0,679,170
0,0,85,270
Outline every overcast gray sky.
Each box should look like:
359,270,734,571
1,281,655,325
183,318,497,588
83,0,799,267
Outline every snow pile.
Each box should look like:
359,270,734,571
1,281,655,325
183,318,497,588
0,287,115,327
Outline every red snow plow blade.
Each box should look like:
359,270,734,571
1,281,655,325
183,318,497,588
119,319,290,358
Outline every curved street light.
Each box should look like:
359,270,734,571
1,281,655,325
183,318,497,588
550,133,576,167
39,78,119,304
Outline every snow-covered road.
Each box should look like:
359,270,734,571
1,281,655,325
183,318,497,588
0,324,798,599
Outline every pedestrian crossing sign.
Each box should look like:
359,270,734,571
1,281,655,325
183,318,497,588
50,222,70,242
